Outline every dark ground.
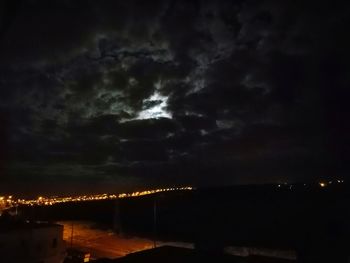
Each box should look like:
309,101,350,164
18,183,350,262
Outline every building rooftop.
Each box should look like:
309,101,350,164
92,246,295,263
0,213,61,233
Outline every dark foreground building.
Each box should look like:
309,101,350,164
0,214,66,263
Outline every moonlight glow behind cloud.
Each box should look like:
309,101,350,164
137,91,172,120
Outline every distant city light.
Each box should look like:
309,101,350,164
0,186,195,209
319,182,326,188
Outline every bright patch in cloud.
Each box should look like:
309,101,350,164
137,91,172,120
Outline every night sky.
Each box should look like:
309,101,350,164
0,0,349,196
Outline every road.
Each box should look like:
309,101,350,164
59,221,154,259
59,221,194,260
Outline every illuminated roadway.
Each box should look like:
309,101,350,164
59,221,194,260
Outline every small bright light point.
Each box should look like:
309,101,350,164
319,182,326,188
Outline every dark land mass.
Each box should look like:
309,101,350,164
18,183,350,262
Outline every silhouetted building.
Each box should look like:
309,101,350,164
0,216,66,263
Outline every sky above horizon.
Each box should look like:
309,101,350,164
0,0,349,196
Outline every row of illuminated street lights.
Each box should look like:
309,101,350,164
0,180,346,209
0,186,194,208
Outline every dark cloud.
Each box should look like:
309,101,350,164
0,0,349,195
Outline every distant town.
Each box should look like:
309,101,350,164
1,180,346,211
0,186,194,209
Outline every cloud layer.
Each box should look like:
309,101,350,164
0,0,349,195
